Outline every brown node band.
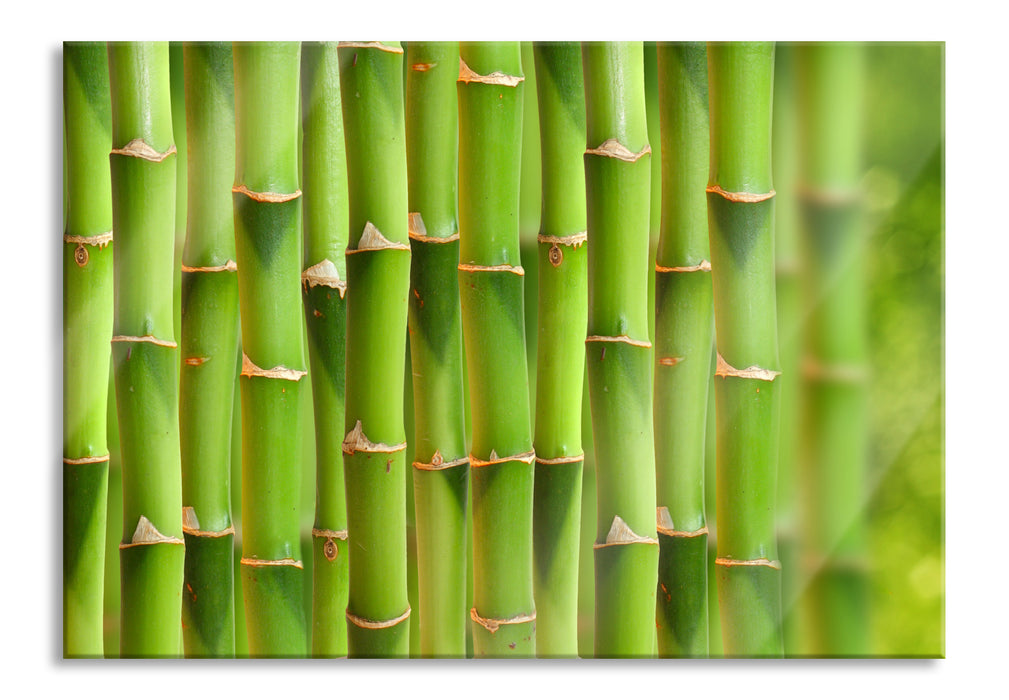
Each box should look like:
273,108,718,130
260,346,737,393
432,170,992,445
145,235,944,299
585,334,651,349
413,451,469,471
716,557,781,570
470,608,536,634
120,515,184,549
181,260,237,273
241,353,307,381
111,334,177,348
593,515,658,549
537,231,587,247
184,356,209,366
181,506,235,538
63,454,110,465
535,454,584,465
411,62,436,72
312,528,349,540
706,184,775,203
469,449,536,468
656,508,708,538
585,138,651,163
347,221,410,253
714,352,780,382
241,557,304,569
338,41,403,54
64,231,113,248
346,606,411,630
457,57,524,87
232,183,302,203
408,212,460,243
110,139,176,163
458,262,525,276
655,259,711,273
342,420,407,455
657,356,684,367
302,259,347,298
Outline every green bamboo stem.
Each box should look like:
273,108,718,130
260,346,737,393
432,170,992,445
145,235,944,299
771,42,804,655
796,42,869,657
530,41,587,658
582,41,658,658
404,41,469,658
170,43,187,343
457,41,536,657
520,41,541,414
107,41,184,658
653,41,712,658
63,41,113,658
179,42,238,659
338,41,412,658
300,41,350,659
707,41,783,657
644,42,661,348
232,41,307,657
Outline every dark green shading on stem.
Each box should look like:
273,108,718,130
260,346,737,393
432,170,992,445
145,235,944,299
458,42,536,658
179,41,238,659
531,41,587,658
339,41,412,658
232,41,307,657
405,41,469,658
582,41,658,658
707,41,783,657
653,42,712,658
107,41,184,658
301,41,350,659
796,42,870,657
64,41,113,658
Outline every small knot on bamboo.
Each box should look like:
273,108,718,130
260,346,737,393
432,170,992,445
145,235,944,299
469,608,536,634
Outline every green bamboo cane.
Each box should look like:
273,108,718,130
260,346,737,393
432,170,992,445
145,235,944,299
63,41,113,658
300,41,350,659
796,42,869,657
531,41,587,658
178,42,238,659
520,41,542,408
404,41,469,658
107,41,184,658
707,41,783,657
644,42,661,348
582,41,658,658
338,41,412,658
170,43,187,343
653,41,712,658
232,41,307,657
771,42,804,655
457,41,536,657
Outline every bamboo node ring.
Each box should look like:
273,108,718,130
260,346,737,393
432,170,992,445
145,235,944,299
470,608,536,634
346,606,412,630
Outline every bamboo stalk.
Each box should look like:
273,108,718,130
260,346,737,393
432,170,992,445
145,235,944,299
179,41,238,658
232,41,307,657
338,41,412,658
707,41,783,657
300,41,350,659
107,41,184,658
531,41,587,658
796,41,869,656
63,41,113,658
404,41,469,658
653,41,713,658
582,41,658,658
457,41,536,657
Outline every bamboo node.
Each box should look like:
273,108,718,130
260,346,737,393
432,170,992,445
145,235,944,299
240,557,304,569
181,260,237,273
655,259,711,273
337,41,403,54
312,528,349,540
656,507,708,538
457,57,524,87
120,515,184,549
62,454,110,465
64,231,113,248
346,606,412,630
232,183,302,203
457,262,525,276
302,259,347,297
347,221,410,253
469,448,536,468
111,334,177,348
535,453,584,465
413,452,469,471
801,357,868,383
585,138,651,163
797,182,862,207
408,212,460,244
706,184,775,203
312,529,349,562
184,356,209,366
714,352,781,382
240,352,307,381
469,608,536,634
110,138,176,163
411,62,436,72
585,334,652,349
342,419,407,455
181,507,235,538
715,557,782,570
538,231,588,248
593,515,658,549
657,356,684,367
